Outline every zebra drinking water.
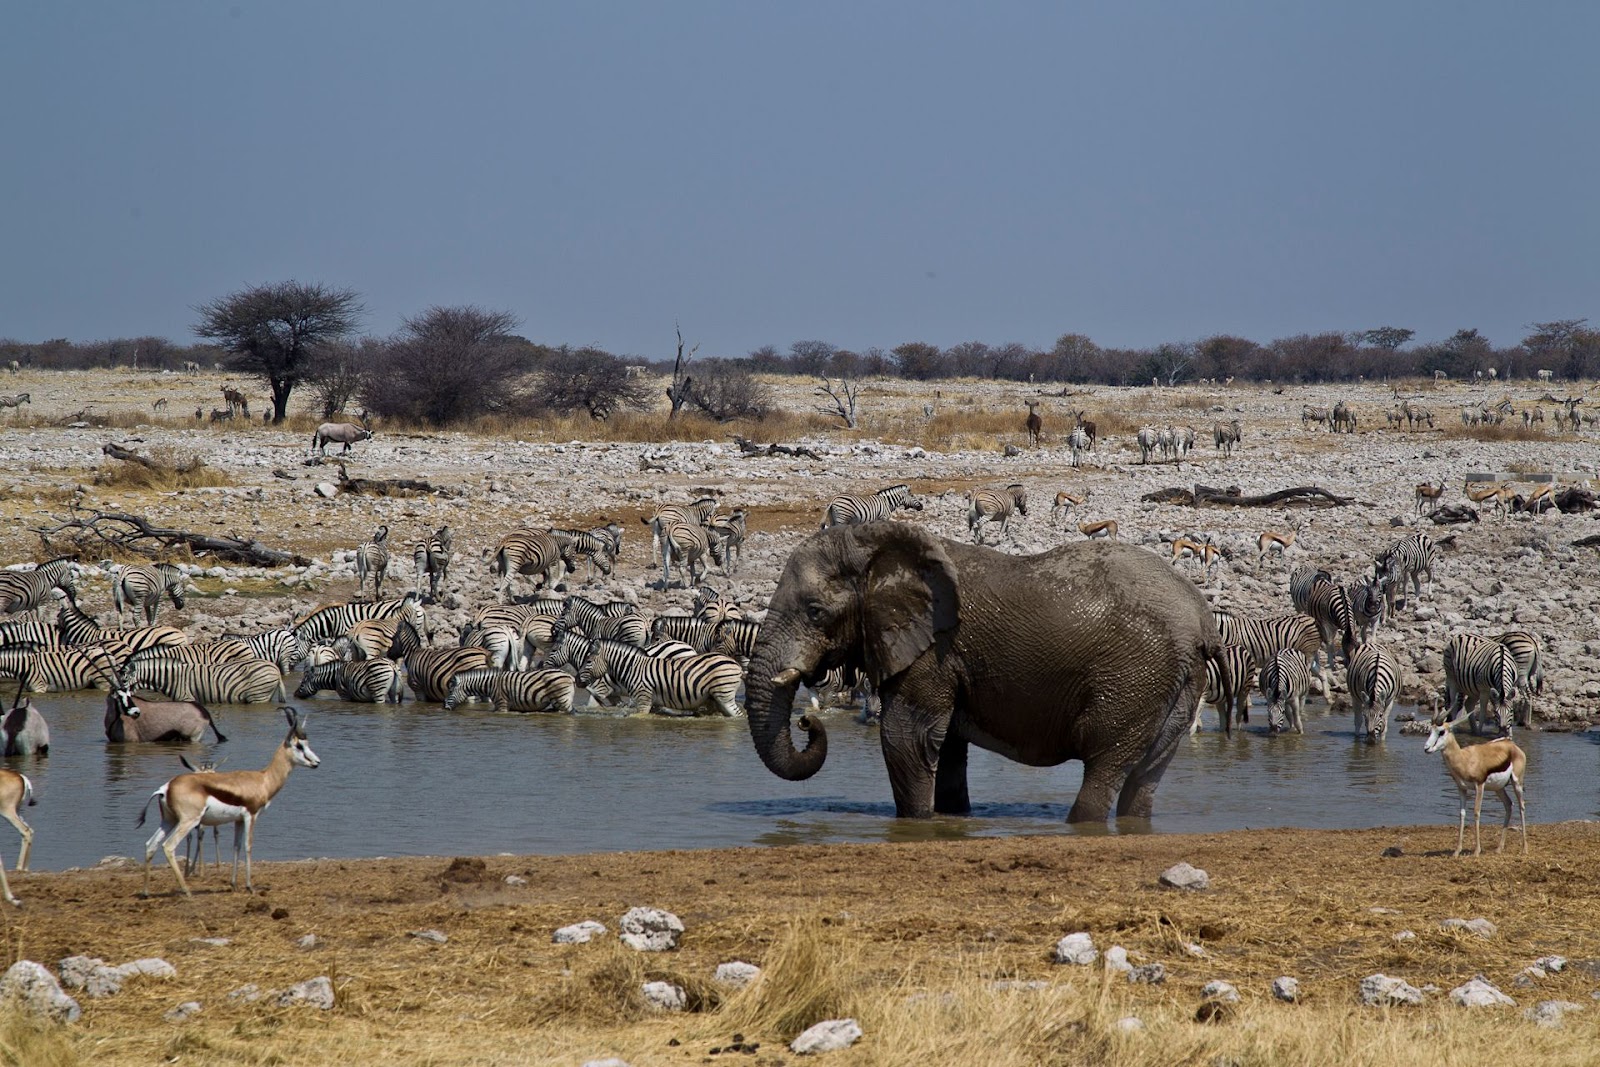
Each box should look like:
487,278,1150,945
1347,641,1397,742
575,638,743,717
1443,633,1519,737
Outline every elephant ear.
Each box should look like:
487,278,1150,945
853,522,961,679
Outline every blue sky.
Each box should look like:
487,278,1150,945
1,2,1595,357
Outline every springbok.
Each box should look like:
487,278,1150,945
1425,711,1527,857
176,755,226,875
1050,490,1085,525
139,707,318,897
1170,537,1220,577
1024,400,1042,447
1256,528,1296,560
0,770,35,906
1464,480,1511,517
1521,483,1556,514
1079,519,1117,540
1414,480,1444,515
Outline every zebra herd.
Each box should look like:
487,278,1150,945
1135,424,1198,464
1198,530,1544,742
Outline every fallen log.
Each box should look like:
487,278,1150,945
32,509,309,567
730,435,825,461
1428,504,1480,525
101,442,161,469
333,463,455,497
1141,484,1356,508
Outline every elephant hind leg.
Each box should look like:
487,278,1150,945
1115,668,1205,819
933,729,970,815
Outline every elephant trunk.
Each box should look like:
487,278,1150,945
745,637,828,781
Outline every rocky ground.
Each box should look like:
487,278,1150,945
1,368,1596,723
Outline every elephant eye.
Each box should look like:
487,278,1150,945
805,601,828,622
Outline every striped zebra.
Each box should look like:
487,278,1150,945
549,528,617,580
110,563,187,625
460,621,523,670
54,592,189,655
543,623,598,675
1302,577,1356,679
0,558,78,617
1493,630,1544,730
712,617,760,662
0,646,122,693
413,526,453,601
129,641,256,670
1288,565,1331,614
443,668,575,714
294,659,403,703
1067,425,1090,468
707,509,748,574
645,638,699,660
0,393,30,408
659,513,720,589
1192,644,1255,736
644,497,719,568
1347,641,1397,742
967,484,1027,543
1136,427,1159,464
490,531,567,603
337,617,426,663
575,638,743,717
593,612,649,646
403,647,493,703
1443,633,1519,737
1213,419,1241,456
121,658,286,704
293,595,426,648
820,484,924,530
1374,532,1436,612
355,525,391,601
1213,610,1325,696
692,586,742,624
563,596,638,635
807,664,876,723
1261,648,1313,734
649,614,718,652
0,617,62,652
1346,574,1388,642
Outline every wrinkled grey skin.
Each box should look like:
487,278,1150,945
745,522,1222,823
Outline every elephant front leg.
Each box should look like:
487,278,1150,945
933,728,971,815
878,695,946,819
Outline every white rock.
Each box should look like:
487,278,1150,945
618,907,683,952
1534,955,1567,973
227,984,262,1003
56,956,105,991
715,961,761,988
114,958,176,981
1451,976,1515,1008
1201,980,1240,1004
409,929,448,944
504,874,527,886
276,976,335,1009
191,937,231,947
314,482,338,498
641,981,686,1012
0,961,82,1023
1360,974,1425,1007
1159,862,1209,890
1525,1000,1585,1028
163,1001,202,1023
1272,976,1300,1002
1052,932,1097,966
1103,945,1132,973
1115,1016,1146,1032
790,1017,863,1054
1393,930,1416,942
554,920,607,944
1441,917,1497,938
296,934,319,950
1128,963,1165,985
580,1060,632,1067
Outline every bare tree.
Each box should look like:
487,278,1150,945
665,324,699,419
306,338,379,419
193,281,363,422
686,360,772,421
538,347,655,420
815,377,860,429
362,307,525,426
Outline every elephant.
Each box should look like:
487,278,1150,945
745,521,1222,824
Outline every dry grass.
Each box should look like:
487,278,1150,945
715,914,860,1038
93,448,232,490
0,1012,77,1067
1439,422,1550,443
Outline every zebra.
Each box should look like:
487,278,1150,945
0,647,123,693
1136,426,1159,464
593,612,649,647
355,526,391,601
1176,424,1196,456
1303,576,1357,680
1347,641,1397,742
54,591,189,655
1330,402,1357,433
1444,633,1519,737
1213,419,1241,456
1192,644,1255,736
120,658,286,704
1346,574,1388,643
1374,532,1436,613
574,638,743,717
707,509,748,575
644,497,719,567
967,484,1027,543
442,668,575,714
1261,648,1313,734
650,614,718,652
294,659,403,703
460,620,526,669
1301,405,1330,430
491,531,567,602
292,594,427,648
820,484,923,529
403,647,493,703
0,394,30,409
1213,610,1325,696
658,513,721,589
337,617,426,663
413,526,453,601
1067,425,1090,468
0,558,78,618
0,616,63,652
807,664,877,723
563,595,639,635
549,528,617,581
1493,630,1544,730
1288,565,1332,615
692,586,742,624
109,562,187,625
543,623,599,676
712,617,760,662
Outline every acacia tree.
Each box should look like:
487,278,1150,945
193,281,362,422
362,306,525,426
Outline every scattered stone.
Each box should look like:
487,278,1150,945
1159,862,1209,891
1272,976,1300,1003
1380,846,1404,858
580,1060,631,1067
1052,932,1097,966
0,961,81,1023
57,956,104,991
226,984,262,1003
1103,945,1132,973
641,981,686,1012
1534,955,1568,974
1441,917,1497,938
790,1018,863,1055
409,929,448,944
1525,1000,1585,1028
1394,930,1416,942
1201,980,1241,1004
504,874,527,886
554,920,607,945
618,907,683,952
276,976,336,1010
314,482,339,498
117,958,176,980
1451,976,1515,1008
163,1001,202,1023
1115,1016,1146,1033
1368,906,1401,915
1129,964,1166,985
1181,942,1207,958
191,937,231,948
296,934,319,950
715,961,761,988
1360,974,1425,1007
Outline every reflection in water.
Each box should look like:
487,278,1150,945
3,692,1595,870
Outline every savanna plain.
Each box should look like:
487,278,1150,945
0,369,1598,1066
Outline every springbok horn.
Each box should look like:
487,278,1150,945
771,668,803,687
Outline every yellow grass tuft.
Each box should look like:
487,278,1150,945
93,448,232,490
0,1011,78,1067
714,914,860,1038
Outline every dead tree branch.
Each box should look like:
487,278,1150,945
32,509,310,567
815,377,860,429
1140,484,1357,508
730,435,824,461
665,323,699,420
334,463,455,497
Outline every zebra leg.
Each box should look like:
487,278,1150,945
933,728,971,815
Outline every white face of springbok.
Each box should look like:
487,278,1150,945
1423,711,1463,754
281,710,321,768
